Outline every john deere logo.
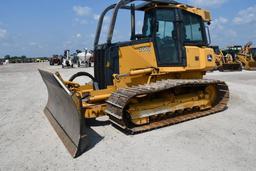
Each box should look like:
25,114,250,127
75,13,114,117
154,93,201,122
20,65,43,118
207,55,213,62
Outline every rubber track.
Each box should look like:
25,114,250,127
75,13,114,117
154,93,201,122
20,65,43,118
105,79,229,134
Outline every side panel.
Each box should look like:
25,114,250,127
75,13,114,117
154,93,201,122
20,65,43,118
119,42,158,74
159,46,215,72
95,45,215,88
186,46,215,70
94,45,119,89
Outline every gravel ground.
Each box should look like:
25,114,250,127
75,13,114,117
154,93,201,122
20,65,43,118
0,63,256,171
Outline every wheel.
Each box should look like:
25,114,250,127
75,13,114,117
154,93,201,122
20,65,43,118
86,61,90,68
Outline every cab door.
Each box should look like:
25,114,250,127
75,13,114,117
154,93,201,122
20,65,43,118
154,9,184,66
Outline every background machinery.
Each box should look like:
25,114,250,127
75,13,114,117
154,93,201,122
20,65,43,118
39,0,229,158
62,50,74,68
0,59,9,65
49,55,62,65
211,45,242,71
226,42,256,70
250,47,256,61
76,49,93,67
237,42,256,70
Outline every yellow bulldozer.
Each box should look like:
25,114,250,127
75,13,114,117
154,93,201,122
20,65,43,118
39,0,229,157
234,42,256,70
211,45,242,72
250,47,256,61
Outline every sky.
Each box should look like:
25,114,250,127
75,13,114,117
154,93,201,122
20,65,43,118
0,0,256,57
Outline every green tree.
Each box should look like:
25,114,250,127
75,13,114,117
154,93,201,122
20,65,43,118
4,55,10,59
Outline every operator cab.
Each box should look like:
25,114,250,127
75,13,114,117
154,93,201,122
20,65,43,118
250,48,256,57
222,45,242,58
142,8,208,66
94,0,211,89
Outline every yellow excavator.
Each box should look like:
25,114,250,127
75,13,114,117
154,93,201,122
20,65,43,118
211,45,242,72
39,0,229,158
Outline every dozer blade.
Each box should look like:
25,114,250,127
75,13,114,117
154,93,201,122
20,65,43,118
247,62,256,70
219,64,242,71
38,69,89,158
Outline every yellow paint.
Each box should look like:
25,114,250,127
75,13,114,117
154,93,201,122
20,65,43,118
65,44,217,120
237,54,256,70
119,42,157,74
83,104,106,118
145,4,211,22
60,3,221,122
119,44,215,75
185,46,215,70
127,85,215,125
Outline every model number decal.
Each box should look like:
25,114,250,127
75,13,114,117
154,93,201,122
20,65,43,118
137,46,151,53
